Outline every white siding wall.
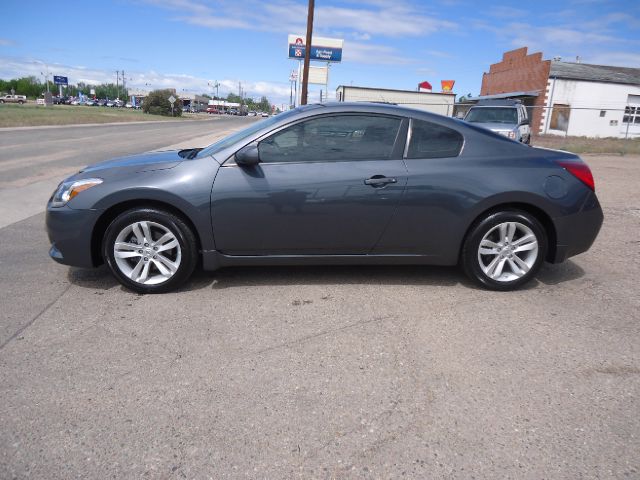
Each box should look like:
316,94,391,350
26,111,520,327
541,78,640,138
336,87,455,116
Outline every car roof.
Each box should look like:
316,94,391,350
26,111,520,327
296,102,463,128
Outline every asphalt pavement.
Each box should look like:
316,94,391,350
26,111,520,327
0,120,638,479
0,116,254,228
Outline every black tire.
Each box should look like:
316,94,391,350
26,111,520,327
103,208,198,294
461,210,546,291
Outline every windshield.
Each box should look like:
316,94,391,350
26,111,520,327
197,109,300,158
465,107,518,124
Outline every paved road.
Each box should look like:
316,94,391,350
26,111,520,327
0,131,638,477
0,116,254,228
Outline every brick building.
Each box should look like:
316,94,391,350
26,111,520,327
480,47,550,135
478,47,640,138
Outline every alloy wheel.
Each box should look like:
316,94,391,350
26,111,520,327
113,221,182,285
477,221,539,283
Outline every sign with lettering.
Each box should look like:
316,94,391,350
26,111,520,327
288,34,343,63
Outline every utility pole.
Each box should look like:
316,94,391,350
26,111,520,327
121,70,126,100
208,81,220,99
116,71,120,100
300,0,315,105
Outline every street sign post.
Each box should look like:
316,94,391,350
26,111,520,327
288,34,343,105
168,95,176,116
53,76,68,97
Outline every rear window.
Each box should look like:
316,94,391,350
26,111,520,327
407,119,463,159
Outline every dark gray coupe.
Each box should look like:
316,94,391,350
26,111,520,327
46,103,603,293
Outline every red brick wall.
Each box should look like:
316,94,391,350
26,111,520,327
480,47,551,134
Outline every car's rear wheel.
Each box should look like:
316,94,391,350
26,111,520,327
461,210,546,291
103,208,197,293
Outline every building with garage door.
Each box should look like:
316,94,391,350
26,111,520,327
476,47,640,138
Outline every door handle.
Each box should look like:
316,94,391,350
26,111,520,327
364,175,397,187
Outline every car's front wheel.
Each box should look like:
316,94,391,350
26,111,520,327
103,208,198,293
461,210,546,291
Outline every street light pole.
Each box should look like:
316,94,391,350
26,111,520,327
40,64,50,93
300,0,315,105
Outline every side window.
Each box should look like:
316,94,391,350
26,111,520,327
406,119,463,159
258,115,402,163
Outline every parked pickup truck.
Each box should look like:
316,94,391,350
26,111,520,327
0,94,27,104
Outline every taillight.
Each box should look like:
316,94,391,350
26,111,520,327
556,160,595,191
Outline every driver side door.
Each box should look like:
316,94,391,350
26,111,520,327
210,113,409,255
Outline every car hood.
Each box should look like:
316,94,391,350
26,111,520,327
467,122,516,132
79,150,185,175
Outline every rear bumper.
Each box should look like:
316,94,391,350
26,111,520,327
46,205,102,268
550,192,603,263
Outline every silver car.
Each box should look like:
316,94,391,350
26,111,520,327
464,100,531,144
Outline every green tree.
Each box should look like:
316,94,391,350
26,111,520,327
226,92,242,104
0,76,47,98
142,89,182,117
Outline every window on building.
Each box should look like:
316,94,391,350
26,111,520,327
623,95,640,125
406,119,464,159
550,103,571,131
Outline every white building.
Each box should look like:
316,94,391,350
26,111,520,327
541,62,640,138
335,85,456,116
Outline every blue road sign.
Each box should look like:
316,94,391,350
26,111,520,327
288,45,343,62
53,75,68,86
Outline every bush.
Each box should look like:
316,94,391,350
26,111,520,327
142,89,182,117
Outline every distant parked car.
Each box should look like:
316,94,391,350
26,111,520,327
464,99,531,144
248,110,257,116
261,112,269,117
45,103,603,293
85,100,97,106
206,106,221,114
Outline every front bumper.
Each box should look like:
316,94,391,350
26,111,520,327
551,191,604,263
46,205,102,268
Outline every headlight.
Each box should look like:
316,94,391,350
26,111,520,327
496,130,517,139
50,178,103,207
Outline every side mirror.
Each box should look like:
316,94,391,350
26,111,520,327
235,144,260,166
520,118,530,126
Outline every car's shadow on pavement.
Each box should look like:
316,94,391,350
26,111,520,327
535,260,585,286
66,260,585,293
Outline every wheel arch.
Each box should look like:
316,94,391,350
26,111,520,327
459,201,558,263
90,199,203,267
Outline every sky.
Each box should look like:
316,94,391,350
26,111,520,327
1,0,639,106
